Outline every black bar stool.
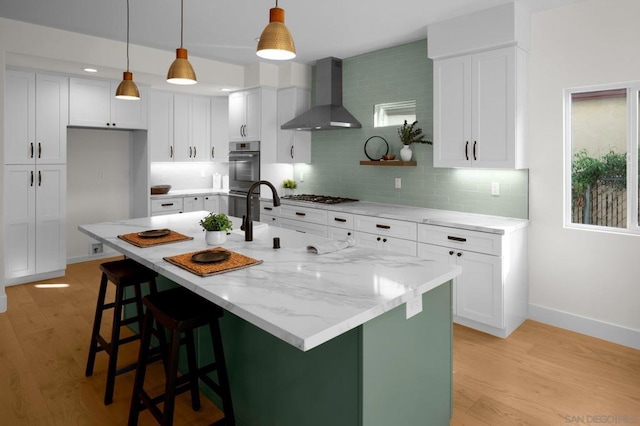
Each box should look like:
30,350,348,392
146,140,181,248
85,258,160,405
128,287,235,426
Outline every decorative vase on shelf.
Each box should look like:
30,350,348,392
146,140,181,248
205,230,227,245
400,145,412,161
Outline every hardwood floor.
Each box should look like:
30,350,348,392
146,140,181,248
1,258,639,425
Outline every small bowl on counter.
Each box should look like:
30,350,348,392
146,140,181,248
150,185,171,195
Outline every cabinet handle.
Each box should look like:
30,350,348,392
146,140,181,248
457,252,463,257
193,146,197,158
30,170,34,187
334,217,347,223
38,170,42,186
295,212,306,216
189,146,193,158
170,146,173,158
449,250,454,255
465,141,469,160
38,143,42,158
290,145,294,159
161,203,174,207
264,206,273,211
447,236,467,242
211,147,215,158
376,237,381,241
382,238,387,243
473,141,477,161
347,232,352,236
30,143,34,158
376,224,391,229
271,217,276,221
106,123,110,126
112,123,116,127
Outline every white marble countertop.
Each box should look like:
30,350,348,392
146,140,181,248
79,211,461,351
271,199,528,235
150,188,229,199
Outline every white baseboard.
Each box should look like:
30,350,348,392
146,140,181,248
529,303,640,350
67,250,122,265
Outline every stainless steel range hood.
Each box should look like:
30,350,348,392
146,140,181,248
281,57,362,131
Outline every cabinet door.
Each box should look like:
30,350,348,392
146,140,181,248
219,195,229,215
4,165,36,278
456,250,503,328
173,94,191,161
228,91,246,142
327,226,353,242
244,88,261,141
111,83,148,129
260,213,280,227
36,74,68,164
148,90,175,162
35,165,66,274
433,55,472,167
5,70,35,164
471,47,516,168
211,97,229,162
69,78,112,128
183,195,205,212
352,231,417,256
277,88,311,163
204,195,220,213
190,96,211,162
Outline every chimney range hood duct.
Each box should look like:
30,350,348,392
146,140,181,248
281,57,362,131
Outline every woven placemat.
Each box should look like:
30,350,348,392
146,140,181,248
118,230,193,248
164,247,263,277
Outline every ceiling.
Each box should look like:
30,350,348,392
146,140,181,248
0,0,583,67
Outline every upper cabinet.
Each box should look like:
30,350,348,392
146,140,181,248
210,96,229,162
428,2,529,169
5,70,68,165
228,88,277,145
148,90,174,162
433,47,527,168
69,77,148,130
276,87,311,164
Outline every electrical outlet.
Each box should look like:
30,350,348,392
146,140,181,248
395,177,402,189
491,182,500,196
90,243,103,254
406,294,423,319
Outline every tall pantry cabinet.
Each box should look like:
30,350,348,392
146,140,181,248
4,70,68,284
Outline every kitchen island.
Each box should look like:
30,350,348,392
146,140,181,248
79,211,461,426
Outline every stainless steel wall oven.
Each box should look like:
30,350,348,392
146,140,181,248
228,141,260,220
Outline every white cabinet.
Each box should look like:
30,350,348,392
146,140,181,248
280,218,327,237
173,94,211,162
69,77,148,129
276,88,311,163
150,197,183,216
4,164,66,282
5,71,68,165
148,90,175,162
433,46,526,169
204,195,220,213
229,89,261,142
183,195,205,212
279,204,328,225
352,231,417,255
219,195,229,215
211,97,229,162
417,224,527,338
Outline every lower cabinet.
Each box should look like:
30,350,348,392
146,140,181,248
183,195,205,213
4,164,66,282
352,231,417,256
280,218,327,237
151,194,228,217
150,197,183,216
203,195,219,213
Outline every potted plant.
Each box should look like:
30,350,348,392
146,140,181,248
282,179,297,196
397,120,432,161
199,212,233,245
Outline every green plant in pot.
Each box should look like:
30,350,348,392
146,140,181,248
282,179,297,195
199,212,233,245
397,120,432,161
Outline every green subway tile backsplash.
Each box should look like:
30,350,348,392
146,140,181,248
293,40,528,219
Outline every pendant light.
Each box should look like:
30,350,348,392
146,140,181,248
115,0,140,100
256,0,296,60
167,0,197,85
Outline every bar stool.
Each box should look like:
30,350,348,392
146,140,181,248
85,258,159,405
128,287,235,426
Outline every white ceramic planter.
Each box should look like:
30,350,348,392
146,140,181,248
400,145,412,161
205,230,227,245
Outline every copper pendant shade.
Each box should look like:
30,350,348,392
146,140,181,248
167,0,197,85
115,0,140,99
256,1,296,60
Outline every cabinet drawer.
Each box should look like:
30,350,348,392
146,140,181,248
260,201,280,216
418,224,501,256
280,218,327,237
327,226,354,241
279,204,328,225
151,197,183,215
327,212,354,229
353,215,417,241
353,231,417,256
260,214,280,227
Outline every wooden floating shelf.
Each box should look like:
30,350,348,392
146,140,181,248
359,161,417,167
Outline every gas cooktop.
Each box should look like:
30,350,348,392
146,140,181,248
281,194,359,204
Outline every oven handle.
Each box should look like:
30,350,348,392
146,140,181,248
229,153,259,158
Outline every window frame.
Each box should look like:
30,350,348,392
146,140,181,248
564,82,640,235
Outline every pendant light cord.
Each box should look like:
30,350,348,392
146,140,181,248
125,0,130,71
180,0,184,48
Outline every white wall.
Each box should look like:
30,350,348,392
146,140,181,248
528,0,640,348
66,128,131,261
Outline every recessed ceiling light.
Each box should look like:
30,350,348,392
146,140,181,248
220,88,233,92
84,67,98,73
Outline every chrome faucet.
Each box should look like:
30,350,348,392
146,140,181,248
243,180,281,241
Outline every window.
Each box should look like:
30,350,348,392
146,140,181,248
565,84,640,234
373,100,416,128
